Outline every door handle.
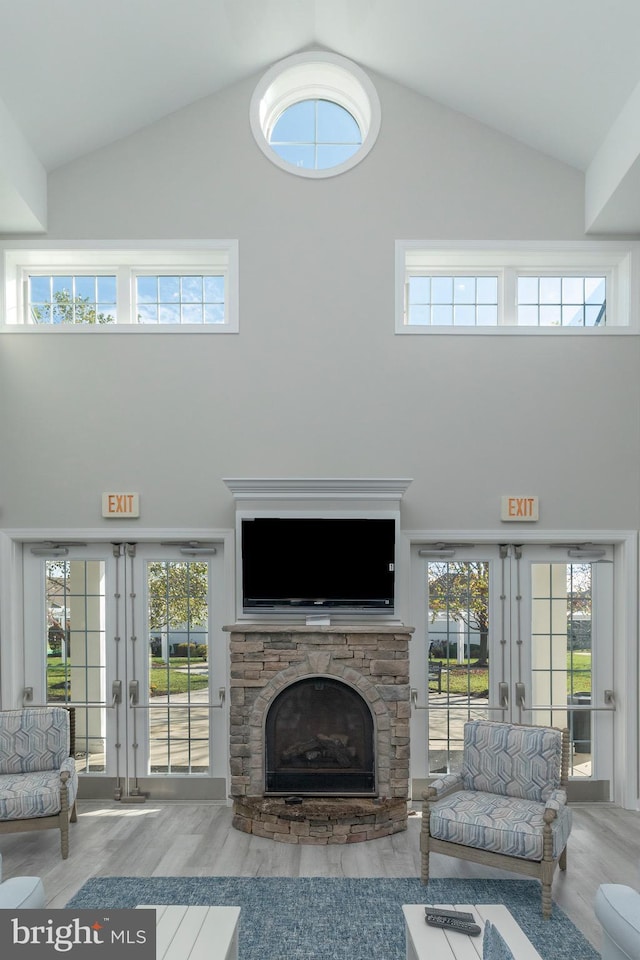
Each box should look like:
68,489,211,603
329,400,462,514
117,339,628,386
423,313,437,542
111,680,122,706
498,681,509,708
515,682,526,708
129,680,139,706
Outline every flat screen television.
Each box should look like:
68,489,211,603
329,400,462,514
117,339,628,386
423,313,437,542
240,516,396,616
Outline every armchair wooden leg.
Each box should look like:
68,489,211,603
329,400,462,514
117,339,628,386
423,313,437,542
420,792,431,883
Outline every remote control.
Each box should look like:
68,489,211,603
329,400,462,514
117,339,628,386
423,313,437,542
425,915,482,936
425,907,476,923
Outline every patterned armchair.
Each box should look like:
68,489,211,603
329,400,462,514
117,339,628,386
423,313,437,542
421,720,572,919
0,707,78,859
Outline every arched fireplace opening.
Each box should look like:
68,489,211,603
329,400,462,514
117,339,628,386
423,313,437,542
264,677,376,796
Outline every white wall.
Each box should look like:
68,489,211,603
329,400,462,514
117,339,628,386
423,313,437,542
0,69,637,532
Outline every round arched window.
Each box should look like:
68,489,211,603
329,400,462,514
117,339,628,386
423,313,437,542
250,52,381,179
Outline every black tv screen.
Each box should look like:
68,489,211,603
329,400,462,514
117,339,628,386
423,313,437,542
241,517,396,614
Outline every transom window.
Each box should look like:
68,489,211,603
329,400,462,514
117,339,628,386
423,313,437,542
516,276,606,327
407,276,499,326
29,275,116,325
397,242,638,333
135,274,225,325
3,243,238,332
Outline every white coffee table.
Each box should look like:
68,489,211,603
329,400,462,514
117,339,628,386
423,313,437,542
403,904,542,960
138,904,240,960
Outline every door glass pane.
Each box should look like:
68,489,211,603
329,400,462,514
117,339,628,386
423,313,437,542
45,559,106,772
427,560,490,774
530,562,592,777
147,560,210,773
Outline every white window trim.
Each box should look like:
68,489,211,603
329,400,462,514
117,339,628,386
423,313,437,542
395,240,640,334
1,240,239,333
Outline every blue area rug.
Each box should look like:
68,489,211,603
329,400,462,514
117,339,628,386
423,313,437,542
67,877,599,959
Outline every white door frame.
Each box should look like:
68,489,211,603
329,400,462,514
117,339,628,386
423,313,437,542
0,527,236,800
401,528,638,811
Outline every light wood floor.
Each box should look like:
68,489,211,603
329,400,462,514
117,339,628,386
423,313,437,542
2,800,639,950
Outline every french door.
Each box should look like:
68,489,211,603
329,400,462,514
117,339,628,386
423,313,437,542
22,540,228,800
414,542,614,801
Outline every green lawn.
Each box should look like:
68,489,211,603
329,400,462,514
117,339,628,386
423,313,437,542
431,652,592,698
46,656,209,701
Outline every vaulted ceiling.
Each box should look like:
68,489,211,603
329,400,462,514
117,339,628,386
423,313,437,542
2,0,640,234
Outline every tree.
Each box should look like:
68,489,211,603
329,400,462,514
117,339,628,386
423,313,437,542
428,561,490,665
32,290,115,325
147,561,208,633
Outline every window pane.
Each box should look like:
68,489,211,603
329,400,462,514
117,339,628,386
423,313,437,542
30,276,50,302
519,305,539,326
52,276,73,297
137,304,158,324
158,276,180,303
181,276,203,303
75,276,95,299
204,276,224,302
407,305,430,325
31,304,51,324
540,305,561,326
517,277,538,304
432,277,453,304
316,100,361,143
432,304,453,325
204,304,225,324
562,277,583,302
137,276,157,303
476,277,498,304
586,305,604,326
453,305,476,325
97,276,117,301
316,143,359,168
586,277,606,304
563,306,584,326
477,305,498,326
408,277,430,304
182,304,203,323
271,143,315,168
159,304,180,324
271,100,315,142
539,277,561,303
453,278,475,304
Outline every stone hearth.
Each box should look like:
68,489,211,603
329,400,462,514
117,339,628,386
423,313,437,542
224,623,413,843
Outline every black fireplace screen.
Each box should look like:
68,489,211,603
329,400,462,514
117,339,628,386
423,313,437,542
264,677,376,795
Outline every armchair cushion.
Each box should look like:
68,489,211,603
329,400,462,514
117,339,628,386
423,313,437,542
0,707,71,774
0,763,78,821
461,720,563,803
430,788,572,861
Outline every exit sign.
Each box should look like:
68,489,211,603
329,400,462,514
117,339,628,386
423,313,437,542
501,496,539,522
102,493,140,518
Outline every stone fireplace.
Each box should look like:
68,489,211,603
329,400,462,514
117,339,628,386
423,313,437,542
225,622,413,843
